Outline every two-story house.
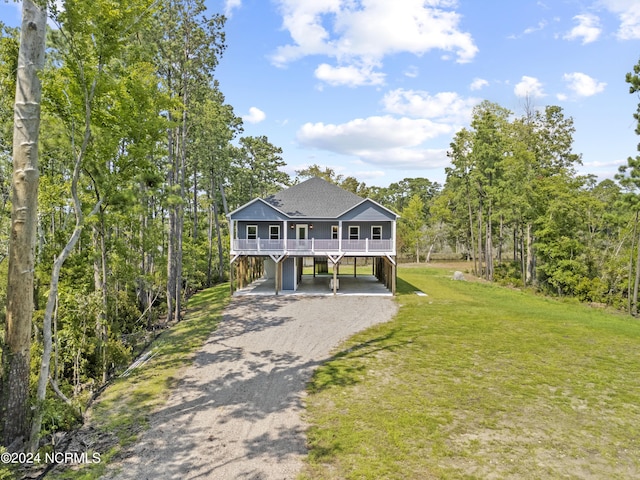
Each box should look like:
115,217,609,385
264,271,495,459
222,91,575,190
228,177,398,294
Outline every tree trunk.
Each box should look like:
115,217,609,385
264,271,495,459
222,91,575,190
207,184,214,287
468,194,476,275
628,212,638,314
485,200,493,281
633,224,640,316
212,178,225,283
92,220,108,384
29,199,101,452
1,0,47,450
166,124,177,323
477,200,483,277
29,68,103,450
526,223,535,284
219,180,229,216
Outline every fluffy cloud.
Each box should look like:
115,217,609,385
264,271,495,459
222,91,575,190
224,0,242,17
600,0,640,40
470,78,489,91
514,76,546,98
242,107,266,124
564,14,601,44
271,0,478,86
563,72,606,97
314,63,385,87
296,115,454,168
381,89,479,124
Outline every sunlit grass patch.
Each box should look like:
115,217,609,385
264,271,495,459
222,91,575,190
301,267,640,479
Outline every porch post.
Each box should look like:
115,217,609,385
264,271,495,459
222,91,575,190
392,258,397,295
230,219,235,252
333,261,338,296
230,260,235,294
392,220,397,255
284,220,288,247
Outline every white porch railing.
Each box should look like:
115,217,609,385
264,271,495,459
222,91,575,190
232,238,394,254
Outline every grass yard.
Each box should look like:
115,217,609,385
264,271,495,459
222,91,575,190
301,266,640,479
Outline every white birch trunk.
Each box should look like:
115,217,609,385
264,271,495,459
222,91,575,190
1,0,47,449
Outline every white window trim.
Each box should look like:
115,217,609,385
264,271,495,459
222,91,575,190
247,224,258,240
371,225,382,240
269,224,280,240
349,225,360,240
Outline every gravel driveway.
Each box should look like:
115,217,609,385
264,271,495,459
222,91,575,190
105,295,397,479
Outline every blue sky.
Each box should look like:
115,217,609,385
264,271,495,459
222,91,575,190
2,1,640,187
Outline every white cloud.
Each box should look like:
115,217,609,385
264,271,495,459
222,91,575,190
404,66,419,78
514,76,546,98
524,20,548,35
242,107,266,124
470,78,489,91
314,63,385,87
352,147,450,169
564,14,602,44
563,72,606,97
224,0,242,17
600,0,640,40
296,115,454,168
271,0,478,86
381,89,479,124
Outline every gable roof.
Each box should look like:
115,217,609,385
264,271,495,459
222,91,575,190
228,176,398,220
264,177,364,218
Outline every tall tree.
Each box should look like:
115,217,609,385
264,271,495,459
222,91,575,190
1,0,47,450
399,195,426,262
154,0,225,323
615,57,640,314
28,0,164,449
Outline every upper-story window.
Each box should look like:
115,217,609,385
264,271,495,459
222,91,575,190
269,225,280,240
371,225,382,240
331,225,339,239
247,225,258,240
349,226,360,240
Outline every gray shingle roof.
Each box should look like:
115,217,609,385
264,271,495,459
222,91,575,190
264,177,364,218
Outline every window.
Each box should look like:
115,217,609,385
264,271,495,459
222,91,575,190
247,225,258,240
349,226,360,240
371,225,382,240
269,225,280,240
331,225,339,240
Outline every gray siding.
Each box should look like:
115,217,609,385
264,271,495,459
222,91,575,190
282,258,296,290
231,200,288,221
308,222,335,239
237,221,284,240
235,220,392,240
342,222,391,240
339,200,396,222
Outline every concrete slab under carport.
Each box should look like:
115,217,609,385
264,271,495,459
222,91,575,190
233,274,392,297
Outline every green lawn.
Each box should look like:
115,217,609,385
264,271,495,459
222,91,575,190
301,266,640,479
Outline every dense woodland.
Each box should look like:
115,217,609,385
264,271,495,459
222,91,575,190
1,0,640,456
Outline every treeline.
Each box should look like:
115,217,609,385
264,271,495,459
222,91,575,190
0,0,289,451
322,93,640,316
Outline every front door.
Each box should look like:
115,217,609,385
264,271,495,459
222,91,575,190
297,224,308,240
